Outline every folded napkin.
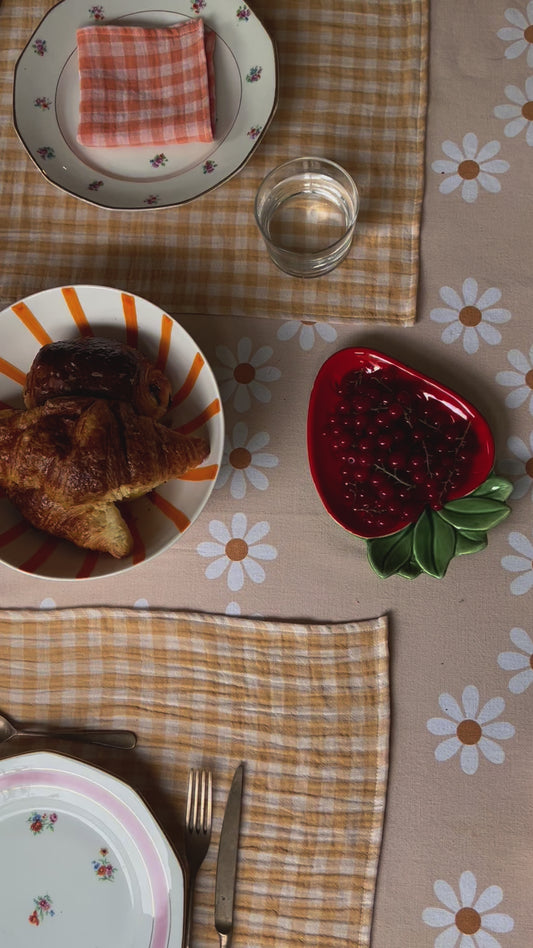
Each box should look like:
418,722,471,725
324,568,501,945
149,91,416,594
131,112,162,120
0,607,389,948
77,20,216,147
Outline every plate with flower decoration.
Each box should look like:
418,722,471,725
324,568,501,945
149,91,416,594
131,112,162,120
0,751,184,948
13,0,278,209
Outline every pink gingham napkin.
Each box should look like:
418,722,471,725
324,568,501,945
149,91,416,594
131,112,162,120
77,19,216,147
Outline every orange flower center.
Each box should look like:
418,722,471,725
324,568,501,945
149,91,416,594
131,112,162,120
521,100,533,121
234,362,255,384
457,719,482,745
230,447,252,470
525,24,533,43
526,368,533,390
458,159,479,180
525,457,533,478
459,305,481,327
226,538,248,561
455,907,481,935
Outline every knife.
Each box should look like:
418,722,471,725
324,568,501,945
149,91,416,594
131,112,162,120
215,763,244,948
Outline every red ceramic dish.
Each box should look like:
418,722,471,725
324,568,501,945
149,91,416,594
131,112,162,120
307,347,495,539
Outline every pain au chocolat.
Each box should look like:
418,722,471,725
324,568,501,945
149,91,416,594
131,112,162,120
23,336,172,420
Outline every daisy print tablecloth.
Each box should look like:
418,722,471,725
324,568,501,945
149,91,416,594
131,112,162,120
1,2,533,946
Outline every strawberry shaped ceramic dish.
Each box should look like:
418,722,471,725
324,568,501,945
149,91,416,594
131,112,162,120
307,348,512,579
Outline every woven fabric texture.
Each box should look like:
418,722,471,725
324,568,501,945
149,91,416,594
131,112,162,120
0,607,389,947
77,21,216,147
0,0,428,323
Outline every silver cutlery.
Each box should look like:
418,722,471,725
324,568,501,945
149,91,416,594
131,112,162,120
215,763,244,948
0,711,137,749
183,767,213,948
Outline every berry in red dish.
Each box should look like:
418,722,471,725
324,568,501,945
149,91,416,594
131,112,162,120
307,348,512,579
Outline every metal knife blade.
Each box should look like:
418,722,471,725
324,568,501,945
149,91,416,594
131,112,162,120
215,763,244,948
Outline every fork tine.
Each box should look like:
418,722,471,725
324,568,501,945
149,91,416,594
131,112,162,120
192,768,201,832
204,770,212,832
187,768,212,834
197,769,212,833
183,768,213,948
186,768,194,829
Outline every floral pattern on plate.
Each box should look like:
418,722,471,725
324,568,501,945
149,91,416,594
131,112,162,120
92,848,118,880
29,895,55,926
28,810,57,834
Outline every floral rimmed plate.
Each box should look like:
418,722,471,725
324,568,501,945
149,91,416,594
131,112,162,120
0,751,184,948
0,285,224,580
307,348,512,579
13,0,278,209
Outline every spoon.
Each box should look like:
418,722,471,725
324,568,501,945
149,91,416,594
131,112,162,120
0,712,137,749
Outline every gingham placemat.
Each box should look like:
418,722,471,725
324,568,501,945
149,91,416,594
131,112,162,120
0,0,427,324
0,607,389,948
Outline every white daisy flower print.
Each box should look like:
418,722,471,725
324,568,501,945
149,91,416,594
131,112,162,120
197,512,277,592
498,627,533,693
431,133,509,203
226,601,241,615
215,422,279,499
498,432,533,499
277,319,337,351
501,529,533,594
422,869,514,947
494,76,533,144
496,346,533,414
426,685,515,775
225,601,263,617
430,279,511,353
215,337,281,413
498,3,533,65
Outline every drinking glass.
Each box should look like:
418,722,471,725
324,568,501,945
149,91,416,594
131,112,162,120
254,156,359,278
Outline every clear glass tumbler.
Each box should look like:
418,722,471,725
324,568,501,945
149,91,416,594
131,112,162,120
254,156,359,278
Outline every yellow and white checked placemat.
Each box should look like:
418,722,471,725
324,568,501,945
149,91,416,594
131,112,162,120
0,0,427,324
0,607,389,948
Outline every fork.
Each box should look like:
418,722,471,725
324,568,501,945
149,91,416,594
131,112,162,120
183,768,213,948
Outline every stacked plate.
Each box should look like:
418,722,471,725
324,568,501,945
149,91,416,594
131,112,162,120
0,751,185,947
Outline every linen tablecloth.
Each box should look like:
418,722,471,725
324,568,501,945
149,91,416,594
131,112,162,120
0,607,390,948
0,0,428,324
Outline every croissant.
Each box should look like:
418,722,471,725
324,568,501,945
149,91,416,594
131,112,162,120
0,399,209,557
7,487,136,559
23,336,172,420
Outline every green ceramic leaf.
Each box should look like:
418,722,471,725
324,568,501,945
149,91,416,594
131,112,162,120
363,471,512,580
454,531,488,556
397,559,423,579
413,508,456,578
366,524,414,579
456,527,490,540
470,473,513,503
437,496,511,532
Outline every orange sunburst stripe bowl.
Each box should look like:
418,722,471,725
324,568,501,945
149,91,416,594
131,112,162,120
61,286,94,337
0,285,224,581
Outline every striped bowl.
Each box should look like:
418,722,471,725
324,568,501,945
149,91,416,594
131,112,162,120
0,285,224,580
